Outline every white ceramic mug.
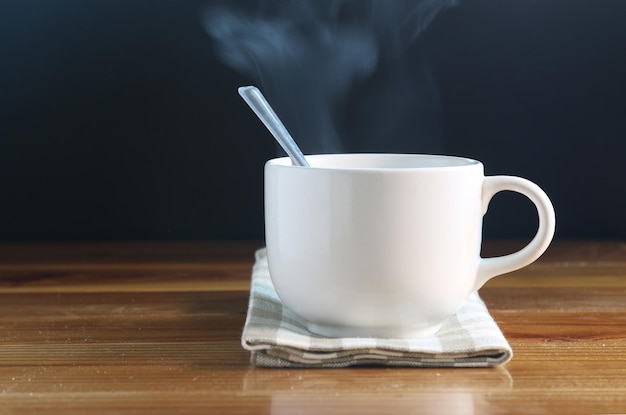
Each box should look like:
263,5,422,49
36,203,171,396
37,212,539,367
264,154,555,338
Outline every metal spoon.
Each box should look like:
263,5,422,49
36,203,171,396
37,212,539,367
238,86,310,167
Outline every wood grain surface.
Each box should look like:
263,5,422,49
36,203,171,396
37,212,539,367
1,241,625,414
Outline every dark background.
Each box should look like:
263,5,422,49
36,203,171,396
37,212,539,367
1,0,625,242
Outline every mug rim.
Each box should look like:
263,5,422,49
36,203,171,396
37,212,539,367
266,153,482,171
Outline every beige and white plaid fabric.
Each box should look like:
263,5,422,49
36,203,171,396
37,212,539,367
242,249,512,368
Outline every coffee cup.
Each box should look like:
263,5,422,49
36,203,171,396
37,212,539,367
264,153,555,338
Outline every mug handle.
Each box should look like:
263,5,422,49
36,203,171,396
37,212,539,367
474,176,556,290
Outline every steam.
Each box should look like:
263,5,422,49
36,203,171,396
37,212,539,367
203,0,459,154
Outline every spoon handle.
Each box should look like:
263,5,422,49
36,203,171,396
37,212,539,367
238,86,310,167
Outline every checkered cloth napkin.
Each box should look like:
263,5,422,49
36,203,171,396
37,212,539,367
242,249,513,368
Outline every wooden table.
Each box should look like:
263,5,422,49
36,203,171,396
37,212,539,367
0,241,625,414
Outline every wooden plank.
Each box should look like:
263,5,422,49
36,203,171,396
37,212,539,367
0,241,625,414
